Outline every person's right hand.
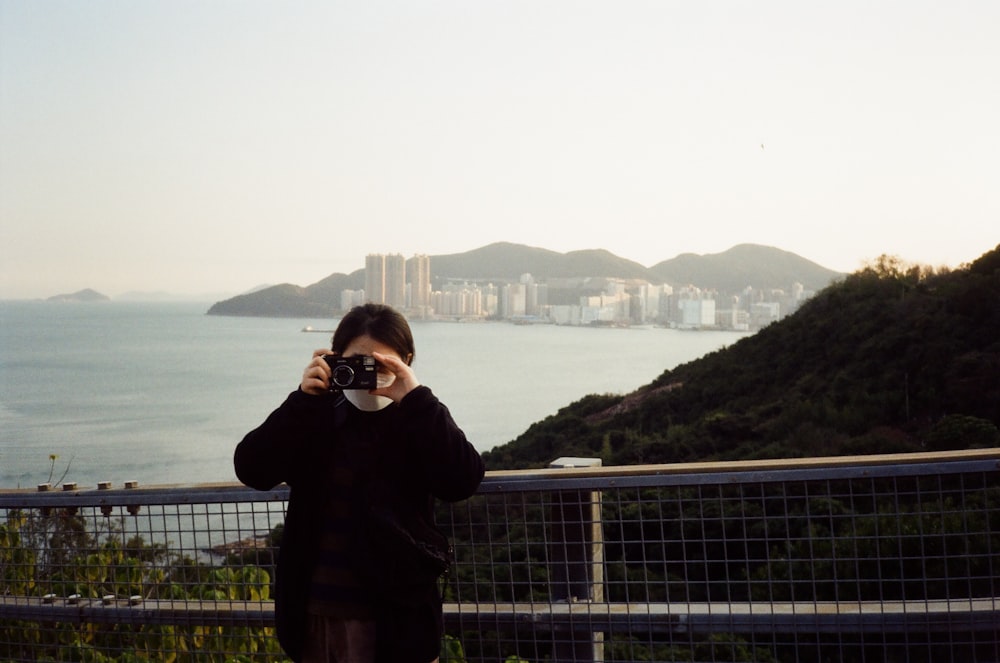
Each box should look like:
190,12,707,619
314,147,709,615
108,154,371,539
300,349,333,396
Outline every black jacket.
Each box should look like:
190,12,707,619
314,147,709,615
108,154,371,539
234,386,484,662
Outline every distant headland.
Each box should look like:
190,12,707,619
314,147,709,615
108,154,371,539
46,288,110,303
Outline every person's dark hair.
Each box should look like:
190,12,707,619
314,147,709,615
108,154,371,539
331,303,415,365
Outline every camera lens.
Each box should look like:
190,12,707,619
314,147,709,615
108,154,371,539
331,365,355,388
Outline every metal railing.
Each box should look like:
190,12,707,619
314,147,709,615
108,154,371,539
2,449,999,662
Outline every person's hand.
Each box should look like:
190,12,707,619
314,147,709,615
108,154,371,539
300,349,333,396
371,351,420,402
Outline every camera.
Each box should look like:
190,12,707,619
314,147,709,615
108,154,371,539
323,355,379,390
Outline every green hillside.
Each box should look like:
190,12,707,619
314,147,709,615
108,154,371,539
483,246,1000,469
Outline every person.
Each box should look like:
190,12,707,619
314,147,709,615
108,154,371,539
235,303,484,663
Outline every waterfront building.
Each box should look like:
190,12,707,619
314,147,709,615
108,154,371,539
503,282,527,318
679,297,716,329
434,282,483,318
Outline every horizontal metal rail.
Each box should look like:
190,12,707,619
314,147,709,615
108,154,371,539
444,598,1000,634
5,596,996,633
4,448,996,502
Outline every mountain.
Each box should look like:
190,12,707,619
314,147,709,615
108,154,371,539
207,242,841,317
481,245,1000,470
429,242,654,283
649,243,842,292
47,288,110,302
206,271,365,317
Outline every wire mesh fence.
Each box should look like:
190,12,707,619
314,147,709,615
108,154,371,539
2,449,999,662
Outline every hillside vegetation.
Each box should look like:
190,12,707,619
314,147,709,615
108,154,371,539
483,245,1000,469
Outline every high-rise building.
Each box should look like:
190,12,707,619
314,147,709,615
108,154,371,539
365,254,386,305
409,254,431,309
365,253,406,308
384,254,406,308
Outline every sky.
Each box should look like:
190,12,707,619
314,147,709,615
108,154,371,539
1,1,997,299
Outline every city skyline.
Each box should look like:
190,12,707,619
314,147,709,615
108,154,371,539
350,251,810,330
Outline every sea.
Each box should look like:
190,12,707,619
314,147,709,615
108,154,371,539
0,301,749,489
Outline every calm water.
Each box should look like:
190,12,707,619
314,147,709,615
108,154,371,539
0,301,748,488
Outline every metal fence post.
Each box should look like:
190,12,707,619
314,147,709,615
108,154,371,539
549,457,605,663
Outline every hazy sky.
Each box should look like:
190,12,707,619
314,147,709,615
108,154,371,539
2,1,997,299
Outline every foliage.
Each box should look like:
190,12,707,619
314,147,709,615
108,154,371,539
467,248,1000,663
1,509,482,662
0,507,288,663
483,245,1000,470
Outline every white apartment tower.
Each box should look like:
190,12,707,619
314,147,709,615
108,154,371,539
365,254,385,304
409,254,431,309
365,253,406,308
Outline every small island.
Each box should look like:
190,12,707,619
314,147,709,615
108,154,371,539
47,288,110,303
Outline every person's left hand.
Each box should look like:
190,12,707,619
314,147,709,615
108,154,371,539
371,351,420,403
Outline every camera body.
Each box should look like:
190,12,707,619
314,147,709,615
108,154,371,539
323,355,379,390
